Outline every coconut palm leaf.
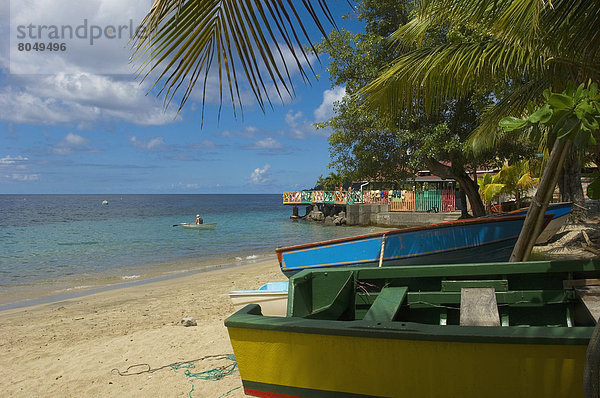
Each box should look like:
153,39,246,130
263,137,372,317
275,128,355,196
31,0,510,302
361,0,600,128
132,0,336,120
478,173,504,203
516,171,539,191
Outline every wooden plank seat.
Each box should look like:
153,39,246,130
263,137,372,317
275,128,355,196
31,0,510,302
459,287,501,327
564,279,600,324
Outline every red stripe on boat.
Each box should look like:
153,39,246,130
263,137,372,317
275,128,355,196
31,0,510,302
244,388,300,398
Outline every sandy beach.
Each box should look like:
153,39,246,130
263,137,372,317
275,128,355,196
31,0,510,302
0,258,286,398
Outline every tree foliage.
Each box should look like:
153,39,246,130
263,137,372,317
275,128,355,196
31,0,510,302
479,160,540,210
500,81,600,199
315,0,533,216
361,0,600,150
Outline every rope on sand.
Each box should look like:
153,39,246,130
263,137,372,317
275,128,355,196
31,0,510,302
111,354,239,397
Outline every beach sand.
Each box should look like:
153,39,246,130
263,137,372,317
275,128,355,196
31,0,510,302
0,258,286,398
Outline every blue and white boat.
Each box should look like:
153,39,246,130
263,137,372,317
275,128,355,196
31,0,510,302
508,202,571,243
229,282,289,316
277,213,556,277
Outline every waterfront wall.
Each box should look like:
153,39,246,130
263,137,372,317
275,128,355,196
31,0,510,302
346,204,460,227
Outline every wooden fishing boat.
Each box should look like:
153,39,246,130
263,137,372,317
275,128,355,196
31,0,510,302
229,282,288,317
508,202,572,244
178,222,217,230
276,214,552,277
226,259,600,398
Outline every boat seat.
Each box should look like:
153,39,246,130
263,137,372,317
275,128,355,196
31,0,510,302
459,287,501,326
363,286,408,322
565,280,600,324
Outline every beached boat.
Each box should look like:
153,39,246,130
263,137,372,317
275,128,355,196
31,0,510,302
228,282,288,317
508,202,572,244
178,222,217,230
276,214,552,276
226,259,600,397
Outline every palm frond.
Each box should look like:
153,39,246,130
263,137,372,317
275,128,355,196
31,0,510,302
361,38,548,116
132,0,336,120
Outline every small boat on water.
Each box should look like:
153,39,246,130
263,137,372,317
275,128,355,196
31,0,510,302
229,282,288,316
226,258,600,397
178,222,217,230
277,213,553,276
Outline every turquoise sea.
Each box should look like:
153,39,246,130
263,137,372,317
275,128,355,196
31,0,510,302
0,194,384,309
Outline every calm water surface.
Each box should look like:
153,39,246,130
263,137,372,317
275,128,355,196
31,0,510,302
0,194,385,308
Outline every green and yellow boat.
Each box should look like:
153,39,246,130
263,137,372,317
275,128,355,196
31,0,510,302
225,259,600,397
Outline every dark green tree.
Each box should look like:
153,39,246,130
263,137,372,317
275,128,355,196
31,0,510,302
315,1,531,217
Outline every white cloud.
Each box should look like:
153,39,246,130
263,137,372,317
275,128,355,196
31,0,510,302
283,110,322,139
250,164,271,185
9,173,40,181
171,182,199,190
2,1,181,127
314,86,346,122
0,74,179,126
53,133,94,155
65,132,88,146
221,126,257,138
0,155,40,183
250,138,282,150
129,136,166,151
190,140,219,149
0,155,28,165
9,0,151,75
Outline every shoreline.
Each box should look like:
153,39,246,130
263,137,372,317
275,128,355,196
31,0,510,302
0,251,278,312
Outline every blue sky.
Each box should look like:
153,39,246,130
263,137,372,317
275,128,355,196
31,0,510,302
0,0,360,194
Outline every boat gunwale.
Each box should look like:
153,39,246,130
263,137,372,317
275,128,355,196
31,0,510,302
225,305,592,346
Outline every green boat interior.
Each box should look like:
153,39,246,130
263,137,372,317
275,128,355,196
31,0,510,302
287,259,600,328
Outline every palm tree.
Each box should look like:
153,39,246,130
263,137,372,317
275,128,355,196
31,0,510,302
477,173,504,213
494,160,540,208
477,160,540,214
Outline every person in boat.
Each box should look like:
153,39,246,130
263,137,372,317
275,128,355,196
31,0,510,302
195,214,203,224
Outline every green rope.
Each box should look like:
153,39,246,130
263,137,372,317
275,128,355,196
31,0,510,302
112,353,239,397
169,355,238,397
218,386,241,398
170,361,238,381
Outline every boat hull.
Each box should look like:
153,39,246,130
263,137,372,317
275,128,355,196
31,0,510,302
229,282,288,317
228,321,587,398
509,202,571,244
278,216,542,276
179,222,217,229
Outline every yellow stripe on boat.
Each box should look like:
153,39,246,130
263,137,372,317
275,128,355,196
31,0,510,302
228,327,586,397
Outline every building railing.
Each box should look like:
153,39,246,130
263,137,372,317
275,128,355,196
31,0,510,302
390,189,456,212
283,189,456,212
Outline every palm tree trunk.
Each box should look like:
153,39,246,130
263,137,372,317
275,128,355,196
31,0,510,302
563,147,587,222
510,139,572,261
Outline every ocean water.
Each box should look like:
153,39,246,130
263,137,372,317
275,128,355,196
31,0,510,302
0,194,385,308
